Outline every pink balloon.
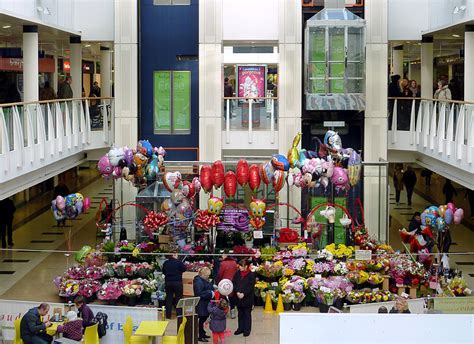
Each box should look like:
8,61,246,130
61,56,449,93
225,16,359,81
56,196,65,210
83,197,91,211
447,202,456,212
454,208,464,224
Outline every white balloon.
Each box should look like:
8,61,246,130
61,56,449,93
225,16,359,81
218,279,233,296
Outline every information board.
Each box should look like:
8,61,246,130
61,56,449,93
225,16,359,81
153,71,171,132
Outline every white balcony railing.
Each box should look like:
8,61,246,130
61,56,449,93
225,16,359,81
0,97,114,184
388,97,474,174
223,97,278,149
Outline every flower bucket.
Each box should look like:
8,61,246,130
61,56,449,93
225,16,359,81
126,295,137,307
292,302,302,311
283,303,292,311
319,304,329,313
140,292,152,305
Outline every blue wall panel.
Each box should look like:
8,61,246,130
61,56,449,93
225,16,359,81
139,0,199,161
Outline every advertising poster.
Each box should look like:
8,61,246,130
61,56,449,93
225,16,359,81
153,71,171,133
217,208,250,232
237,66,266,98
172,71,191,132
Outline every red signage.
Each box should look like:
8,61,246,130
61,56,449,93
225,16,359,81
0,57,55,73
63,60,70,72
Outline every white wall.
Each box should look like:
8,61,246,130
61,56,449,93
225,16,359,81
222,0,279,41
388,0,430,40
429,0,474,29
73,0,114,41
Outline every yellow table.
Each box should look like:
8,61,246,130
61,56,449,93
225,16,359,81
134,321,169,344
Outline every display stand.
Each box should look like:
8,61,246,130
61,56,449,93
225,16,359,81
176,297,200,344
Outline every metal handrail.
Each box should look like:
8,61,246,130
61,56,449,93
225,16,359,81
0,97,114,108
223,96,278,100
388,97,474,105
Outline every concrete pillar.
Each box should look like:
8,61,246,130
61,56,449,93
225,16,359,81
100,46,112,97
465,25,474,102
392,45,404,77
22,25,39,102
70,36,82,98
421,36,434,98
364,0,389,242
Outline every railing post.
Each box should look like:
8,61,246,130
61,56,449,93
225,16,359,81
446,103,454,156
36,104,46,160
409,99,416,145
437,103,447,153
0,107,9,173
415,100,423,145
102,101,108,144
226,99,230,144
468,105,474,164
391,99,397,144
248,98,253,144
55,102,64,153
270,99,275,144
84,99,91,144
429,102,437,150
422,101,430,148
455,104,465,161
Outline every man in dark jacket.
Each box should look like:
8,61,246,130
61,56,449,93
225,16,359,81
162,253,187,319
402,166,417,206
0,197,16,248
232,259,256,337
20,303,53,344
193,267,214,342
74,295,95,328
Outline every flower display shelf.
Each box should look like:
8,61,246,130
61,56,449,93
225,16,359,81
396,285,418,299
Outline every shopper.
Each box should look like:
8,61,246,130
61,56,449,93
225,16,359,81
194,267,214,342
58,76,73,99
393,164,404,206
442,179,457,204
224,78,233,98
408,212,422,233
434,79,452,100
378,306,388,314
162,252,186,319
421,168,432,186
388,75,402,97
233,259,256,337
20,303,53,344
465,189,474,220
74,296,95,328
402,166,417,206
216,253,238,318
407,80,419,97
57,311,83,341
90,81,101,98
0,197,16,248
208,298,229,344
389,298,411,314
39,81,56,101
449,79,461,100
5,83,21,103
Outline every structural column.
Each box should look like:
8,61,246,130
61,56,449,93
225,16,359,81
22,25,39,102
364,0,389,242
392,45,404,77
70,36,82,98
100,46,112,97
53,54,59,94
420,36,433,98
465,25,474,102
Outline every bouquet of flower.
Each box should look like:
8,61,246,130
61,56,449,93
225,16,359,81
136,262,154,278
142,278,157,293
85,250,105,267
333,262,349,276
323,276,353,294
307,276,325,297
257,261,283,278
312,261,335,275
367,272,384,286
260,246,277,261
376,244,395,254
260,289,278,302
449,277,472,296
184,261,213,272
287,258,307,273
78,279,102,298
255,280,270,296
97,279,123,301
85,266,104,280
366,259,383,272
288,243,308,257
58,279,80,297
122,279,144,297
346,270,369,285
116,240,136,253
347,289,394,304
64,266,86,280
281,276,307,295
324,244,354,259
346,260,367,271
273,250,293,261
314,288,335,305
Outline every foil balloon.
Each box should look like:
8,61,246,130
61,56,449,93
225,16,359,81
427,206,439,217
137,140,153,158
287,132,301,168
107,147,125,167
249,197,266,229
98,155,113,177
324,130,342,151
76,200,83,214
170,189,185,205
211,160,225,189
200,165,213,193
436,217,446,232
83,197,91,211
55,196,66,210
348,150,361,186
272,170,285,193
208,196,224,215
217,279,233,297
236,159,249,186
260,162,274,185
297,149,308,169
438,205,447,218
133,153,148,177
146,154,160,180
163,171,182,192
249,164,261,192
65,205,78,219
224,171,237,198
454,208,464,224
447,202,456,213
112,166,122,179
192,176,202,194
331,167,349,191
176,199,193,220
123,147,134,165
182,180,196,198
444,208,453,224
65,194,77,207
155,146,166,157
75,193,84,202
161,198,177,216
271,154,290,171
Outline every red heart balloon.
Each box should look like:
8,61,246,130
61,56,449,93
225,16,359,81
249,164,261,192
200,165,213,193
273,170,285,193
182,180,196,198
236,159,249,186
224,171,237,198
211,160,225,189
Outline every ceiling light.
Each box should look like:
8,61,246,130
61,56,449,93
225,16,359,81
2,25,11,29
452,34,460,38
84,44,91,47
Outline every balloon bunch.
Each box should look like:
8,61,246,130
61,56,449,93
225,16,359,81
52,193,90,221
143,211,169,238
193,197,223,230
97,140,166,187
422,203,464,232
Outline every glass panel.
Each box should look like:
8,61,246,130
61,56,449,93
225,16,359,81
329,79,344,94
153,71,171,133
329,63,345,78
311,79,326,93
346,62,363,78
223,99,278,131
311,62,326,78
172,71,191,133
347,27,363,62
346,79,363,93
309,28,325,62
329,28,345,61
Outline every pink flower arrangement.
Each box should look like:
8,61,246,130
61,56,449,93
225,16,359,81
313,261,335,274
85,266,105,280
78,279,102,298
184,261,213,272
97,279,124,301
64,266,86,280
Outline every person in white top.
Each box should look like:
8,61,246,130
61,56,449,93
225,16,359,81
434,79,452,100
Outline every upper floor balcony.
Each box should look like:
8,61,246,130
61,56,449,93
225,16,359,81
0,97,114,187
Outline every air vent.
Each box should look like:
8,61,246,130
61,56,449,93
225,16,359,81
233,46,274,54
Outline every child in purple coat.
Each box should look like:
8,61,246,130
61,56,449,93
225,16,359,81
207,299,228,344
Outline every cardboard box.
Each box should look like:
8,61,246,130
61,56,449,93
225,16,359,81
183,271,198,297
158,235,171,244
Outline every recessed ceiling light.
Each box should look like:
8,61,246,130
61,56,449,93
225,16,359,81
2,25,11,29
452,34,460,38
84,44,91,47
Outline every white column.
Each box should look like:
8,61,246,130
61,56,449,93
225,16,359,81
70,36,82,98
465,26,474,102
100,46,112,97
364,0,389,242
421,36,434,98
392,45,404,77
22,25,39,102
278,0,302,219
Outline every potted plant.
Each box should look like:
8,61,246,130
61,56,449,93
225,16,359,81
281,293,293,311
292,292,305,311
122,280,143,307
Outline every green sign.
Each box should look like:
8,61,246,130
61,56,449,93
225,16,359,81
172,71,191,132
153,71,171,132
329,29,345,61
433,297,474,314
311,29,325,62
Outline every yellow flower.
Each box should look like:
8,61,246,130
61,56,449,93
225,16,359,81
284,268,294,276
132,248,140,258
274,261,283,267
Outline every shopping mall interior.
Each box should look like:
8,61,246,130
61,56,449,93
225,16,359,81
0,0,474,343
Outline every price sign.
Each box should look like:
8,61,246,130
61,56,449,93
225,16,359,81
253,230,263,239
355,250,372,261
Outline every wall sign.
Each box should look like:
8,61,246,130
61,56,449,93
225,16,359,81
154,71,171,132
